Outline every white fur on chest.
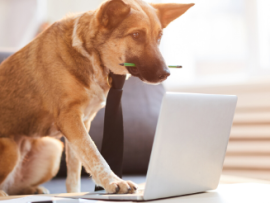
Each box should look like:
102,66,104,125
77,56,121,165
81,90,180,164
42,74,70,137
83,82,107,123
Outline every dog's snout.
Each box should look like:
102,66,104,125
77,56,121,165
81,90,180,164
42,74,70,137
158,69,170,81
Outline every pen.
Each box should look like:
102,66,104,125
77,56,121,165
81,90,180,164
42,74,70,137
119,63,136,67
167,65,182,68
119,63,182,68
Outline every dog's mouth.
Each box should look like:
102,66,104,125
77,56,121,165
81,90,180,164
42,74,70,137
125,63,170,84
126,66,167,84
126,66,140,77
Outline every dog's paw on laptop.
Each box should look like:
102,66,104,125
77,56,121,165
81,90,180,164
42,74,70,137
105,180,138,194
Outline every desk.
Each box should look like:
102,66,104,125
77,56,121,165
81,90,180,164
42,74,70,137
1,175,270,202
148,183,270,203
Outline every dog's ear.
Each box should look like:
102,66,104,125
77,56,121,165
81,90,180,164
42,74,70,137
97,0,130,29
151,3,194,28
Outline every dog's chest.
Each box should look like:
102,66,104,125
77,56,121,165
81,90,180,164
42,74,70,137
83,81,109,122
45,80,108,137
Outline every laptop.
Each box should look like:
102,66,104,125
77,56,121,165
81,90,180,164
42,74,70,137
65,92,237,201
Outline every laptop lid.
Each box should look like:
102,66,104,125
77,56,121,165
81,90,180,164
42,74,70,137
143,92,237,200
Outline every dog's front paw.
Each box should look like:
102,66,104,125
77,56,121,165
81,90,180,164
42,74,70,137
104,179,138,194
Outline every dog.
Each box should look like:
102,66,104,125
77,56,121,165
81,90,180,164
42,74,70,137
0,0,194,196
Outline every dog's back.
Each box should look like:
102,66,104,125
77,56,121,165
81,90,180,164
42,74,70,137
0,17,88,138
0,41,55,138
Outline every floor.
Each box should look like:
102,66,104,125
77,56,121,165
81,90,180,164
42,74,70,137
41,175,146,194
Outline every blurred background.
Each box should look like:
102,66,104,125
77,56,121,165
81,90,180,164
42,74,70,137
0,0,269,188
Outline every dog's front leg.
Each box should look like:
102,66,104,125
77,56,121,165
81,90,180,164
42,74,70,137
65,119,92,193
65,139,82,193
57,108,137,194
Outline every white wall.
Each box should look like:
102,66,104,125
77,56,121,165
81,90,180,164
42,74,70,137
46,0,103,23
159,0,270,88
0,0,103,49
0,0,37,48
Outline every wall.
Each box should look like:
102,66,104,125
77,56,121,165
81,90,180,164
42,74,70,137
160,0,270,85
0,0,103,49
0,0,37,48
46,0,103,23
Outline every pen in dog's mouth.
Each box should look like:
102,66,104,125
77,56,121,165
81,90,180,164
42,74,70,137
119,63,182,68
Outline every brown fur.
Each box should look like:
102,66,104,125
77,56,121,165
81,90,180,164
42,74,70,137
0,0,194,195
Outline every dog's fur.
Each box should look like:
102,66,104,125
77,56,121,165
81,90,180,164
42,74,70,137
0,0,194,196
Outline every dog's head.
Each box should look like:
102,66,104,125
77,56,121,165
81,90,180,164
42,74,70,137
94,0,194,84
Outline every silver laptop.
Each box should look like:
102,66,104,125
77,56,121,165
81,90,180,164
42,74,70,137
68,92,237,201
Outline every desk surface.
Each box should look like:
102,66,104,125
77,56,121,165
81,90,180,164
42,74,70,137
1,175,270,202
152,183,270,203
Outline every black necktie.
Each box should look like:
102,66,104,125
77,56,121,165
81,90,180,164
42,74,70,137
95,72,126,191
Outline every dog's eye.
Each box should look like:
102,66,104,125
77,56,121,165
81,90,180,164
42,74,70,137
131,31,145,42
132,32,140,39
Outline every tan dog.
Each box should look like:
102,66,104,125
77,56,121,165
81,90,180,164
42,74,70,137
0,0,194,196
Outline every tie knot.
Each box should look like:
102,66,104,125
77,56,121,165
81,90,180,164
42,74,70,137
109,72,126,89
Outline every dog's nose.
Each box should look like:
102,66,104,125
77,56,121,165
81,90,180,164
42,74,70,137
158,69,171,81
